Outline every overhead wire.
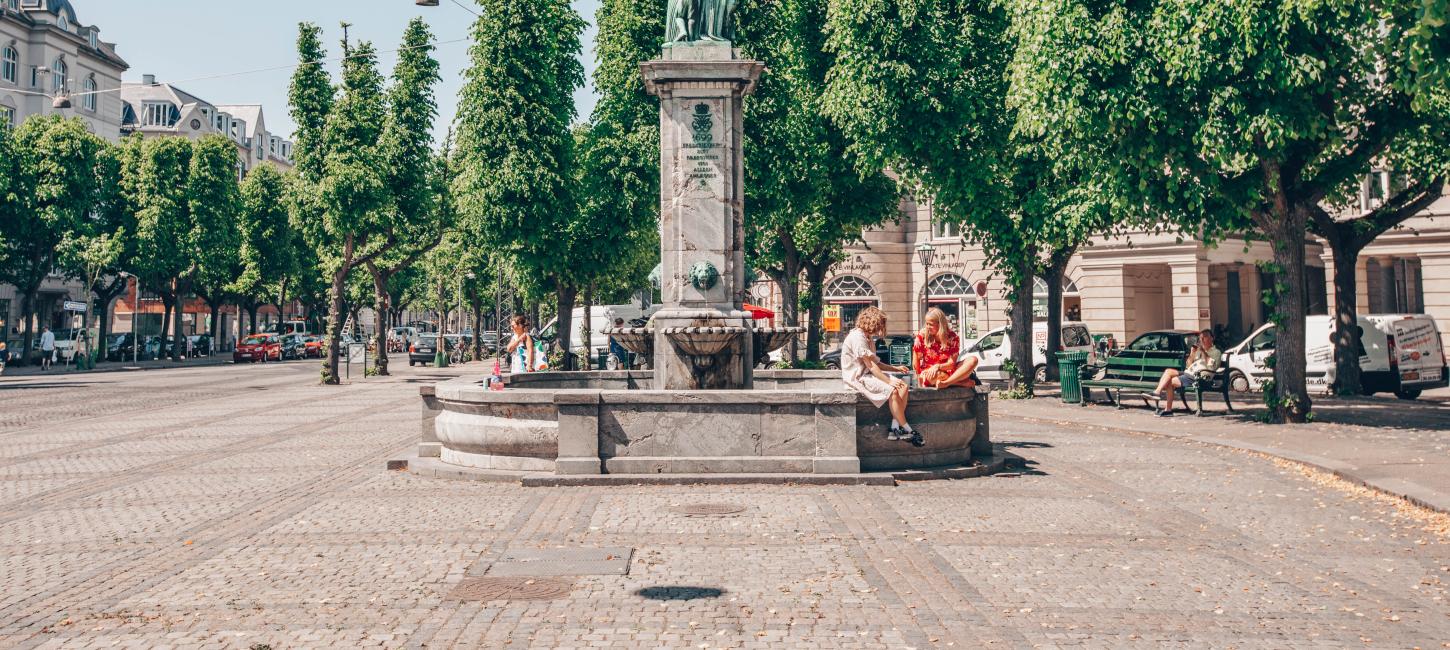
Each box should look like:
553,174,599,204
61,33,472,99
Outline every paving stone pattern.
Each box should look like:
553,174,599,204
1,363,1448,648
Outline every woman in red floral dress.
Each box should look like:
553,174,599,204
913,307,979,389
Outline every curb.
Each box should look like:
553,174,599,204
394,450,1016,487
999,411,1450,516
0,357,233,379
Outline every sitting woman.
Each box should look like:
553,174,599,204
841,306,923,447
1150,329,1221,416
913,307,980,390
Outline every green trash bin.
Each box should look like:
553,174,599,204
1056,350,1089,404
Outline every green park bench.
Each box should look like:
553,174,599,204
1081,350,1235,415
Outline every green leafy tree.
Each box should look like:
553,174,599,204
1007,0,1450,419
737,0,900,363
289,25,392,384
234,164,297,336
367,19,444,376
453,0,586,366
187,135,243,353
129,137,194,360
57,140,132,364
1,115,107,363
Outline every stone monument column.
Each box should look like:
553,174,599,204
641,44,764,390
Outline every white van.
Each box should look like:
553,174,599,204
539,303,660,358
1225,314,1448,399
964,321,1095,383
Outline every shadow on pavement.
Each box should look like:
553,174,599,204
634,586,726,601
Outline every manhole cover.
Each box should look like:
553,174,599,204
670,503,747,516
447,577,573,601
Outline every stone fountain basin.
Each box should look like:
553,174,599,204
753,327,804,354
603,327,654,356
660,326,747,356
421,370,989,476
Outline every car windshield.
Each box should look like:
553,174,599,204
242,336,268,345
1128,333,1172,351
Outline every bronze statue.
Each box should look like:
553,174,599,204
665,0,737,44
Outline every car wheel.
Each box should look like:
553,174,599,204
824,360,839,370
1229,369,1251,394
1395,388,1422,400
1033,364,1047,384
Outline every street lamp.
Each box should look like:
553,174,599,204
916,242,936,326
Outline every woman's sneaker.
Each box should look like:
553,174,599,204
909,431,926,447
887,426,907,441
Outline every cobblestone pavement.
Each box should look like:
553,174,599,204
2,364,1448,649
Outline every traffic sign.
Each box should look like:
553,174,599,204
63,300,86,312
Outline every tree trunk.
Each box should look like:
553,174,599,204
1042,259,1067,382
277,276,290,324
160,295,173,362
1008,264,1036,395
555,283,578,371
208,301,221,352
766,267,801,364
1268,208,1312,422
19,289,35,365
802,262,828,363
369,264,391,376
323,267,349,385
171,280,186,362
471,296,483,362
247,305,258,336
582,284,594,370
1328,238,1365,396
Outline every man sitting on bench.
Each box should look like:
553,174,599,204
1149,329,1222,416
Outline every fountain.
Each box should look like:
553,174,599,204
410,12,999,484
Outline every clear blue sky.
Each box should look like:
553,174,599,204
80,0,604,142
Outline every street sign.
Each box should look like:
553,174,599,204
63,300,86,312
974,281,988,298
822,305,842,332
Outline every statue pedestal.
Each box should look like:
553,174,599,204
641,46,764,390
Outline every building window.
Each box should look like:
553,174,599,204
1366,257,1423,314
51,58,67,92
29,65,37,88
142,102,179,127
0,105,14,129
82,76,96,111
825,275,878,299
88,30,98,50
932,219,960,240
928,273,971,297
56,13,69,31
1,47,16,84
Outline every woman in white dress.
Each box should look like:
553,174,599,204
841,306,922,446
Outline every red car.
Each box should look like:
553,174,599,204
233,334,282,363
303,335,325,358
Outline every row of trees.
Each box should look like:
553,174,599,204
0,114,327,365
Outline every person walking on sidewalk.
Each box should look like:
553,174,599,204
39,327,55,371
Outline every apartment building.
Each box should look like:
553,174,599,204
119,76,294,174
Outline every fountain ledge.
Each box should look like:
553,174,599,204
412,370,1002,485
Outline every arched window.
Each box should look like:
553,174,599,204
51,58,66,92
82,76,96,111
928,273,971,296
1,46,16,84
825,275,878,299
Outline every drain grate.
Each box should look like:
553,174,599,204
447,577,573,602
670,503,747,516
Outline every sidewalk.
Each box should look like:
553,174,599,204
998,386,1450,514
0,355,231,378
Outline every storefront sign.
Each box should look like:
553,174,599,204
63,300,86,312
823,305,842,332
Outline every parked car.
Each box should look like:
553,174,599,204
408,333,441,366
233,334,282,363
280,333,308,360
537,304,661,360
822,335,915,370
1225,314,1448,399
105,333,136,361
964,321,1096,383
302,335,325,358
187,334,213,357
